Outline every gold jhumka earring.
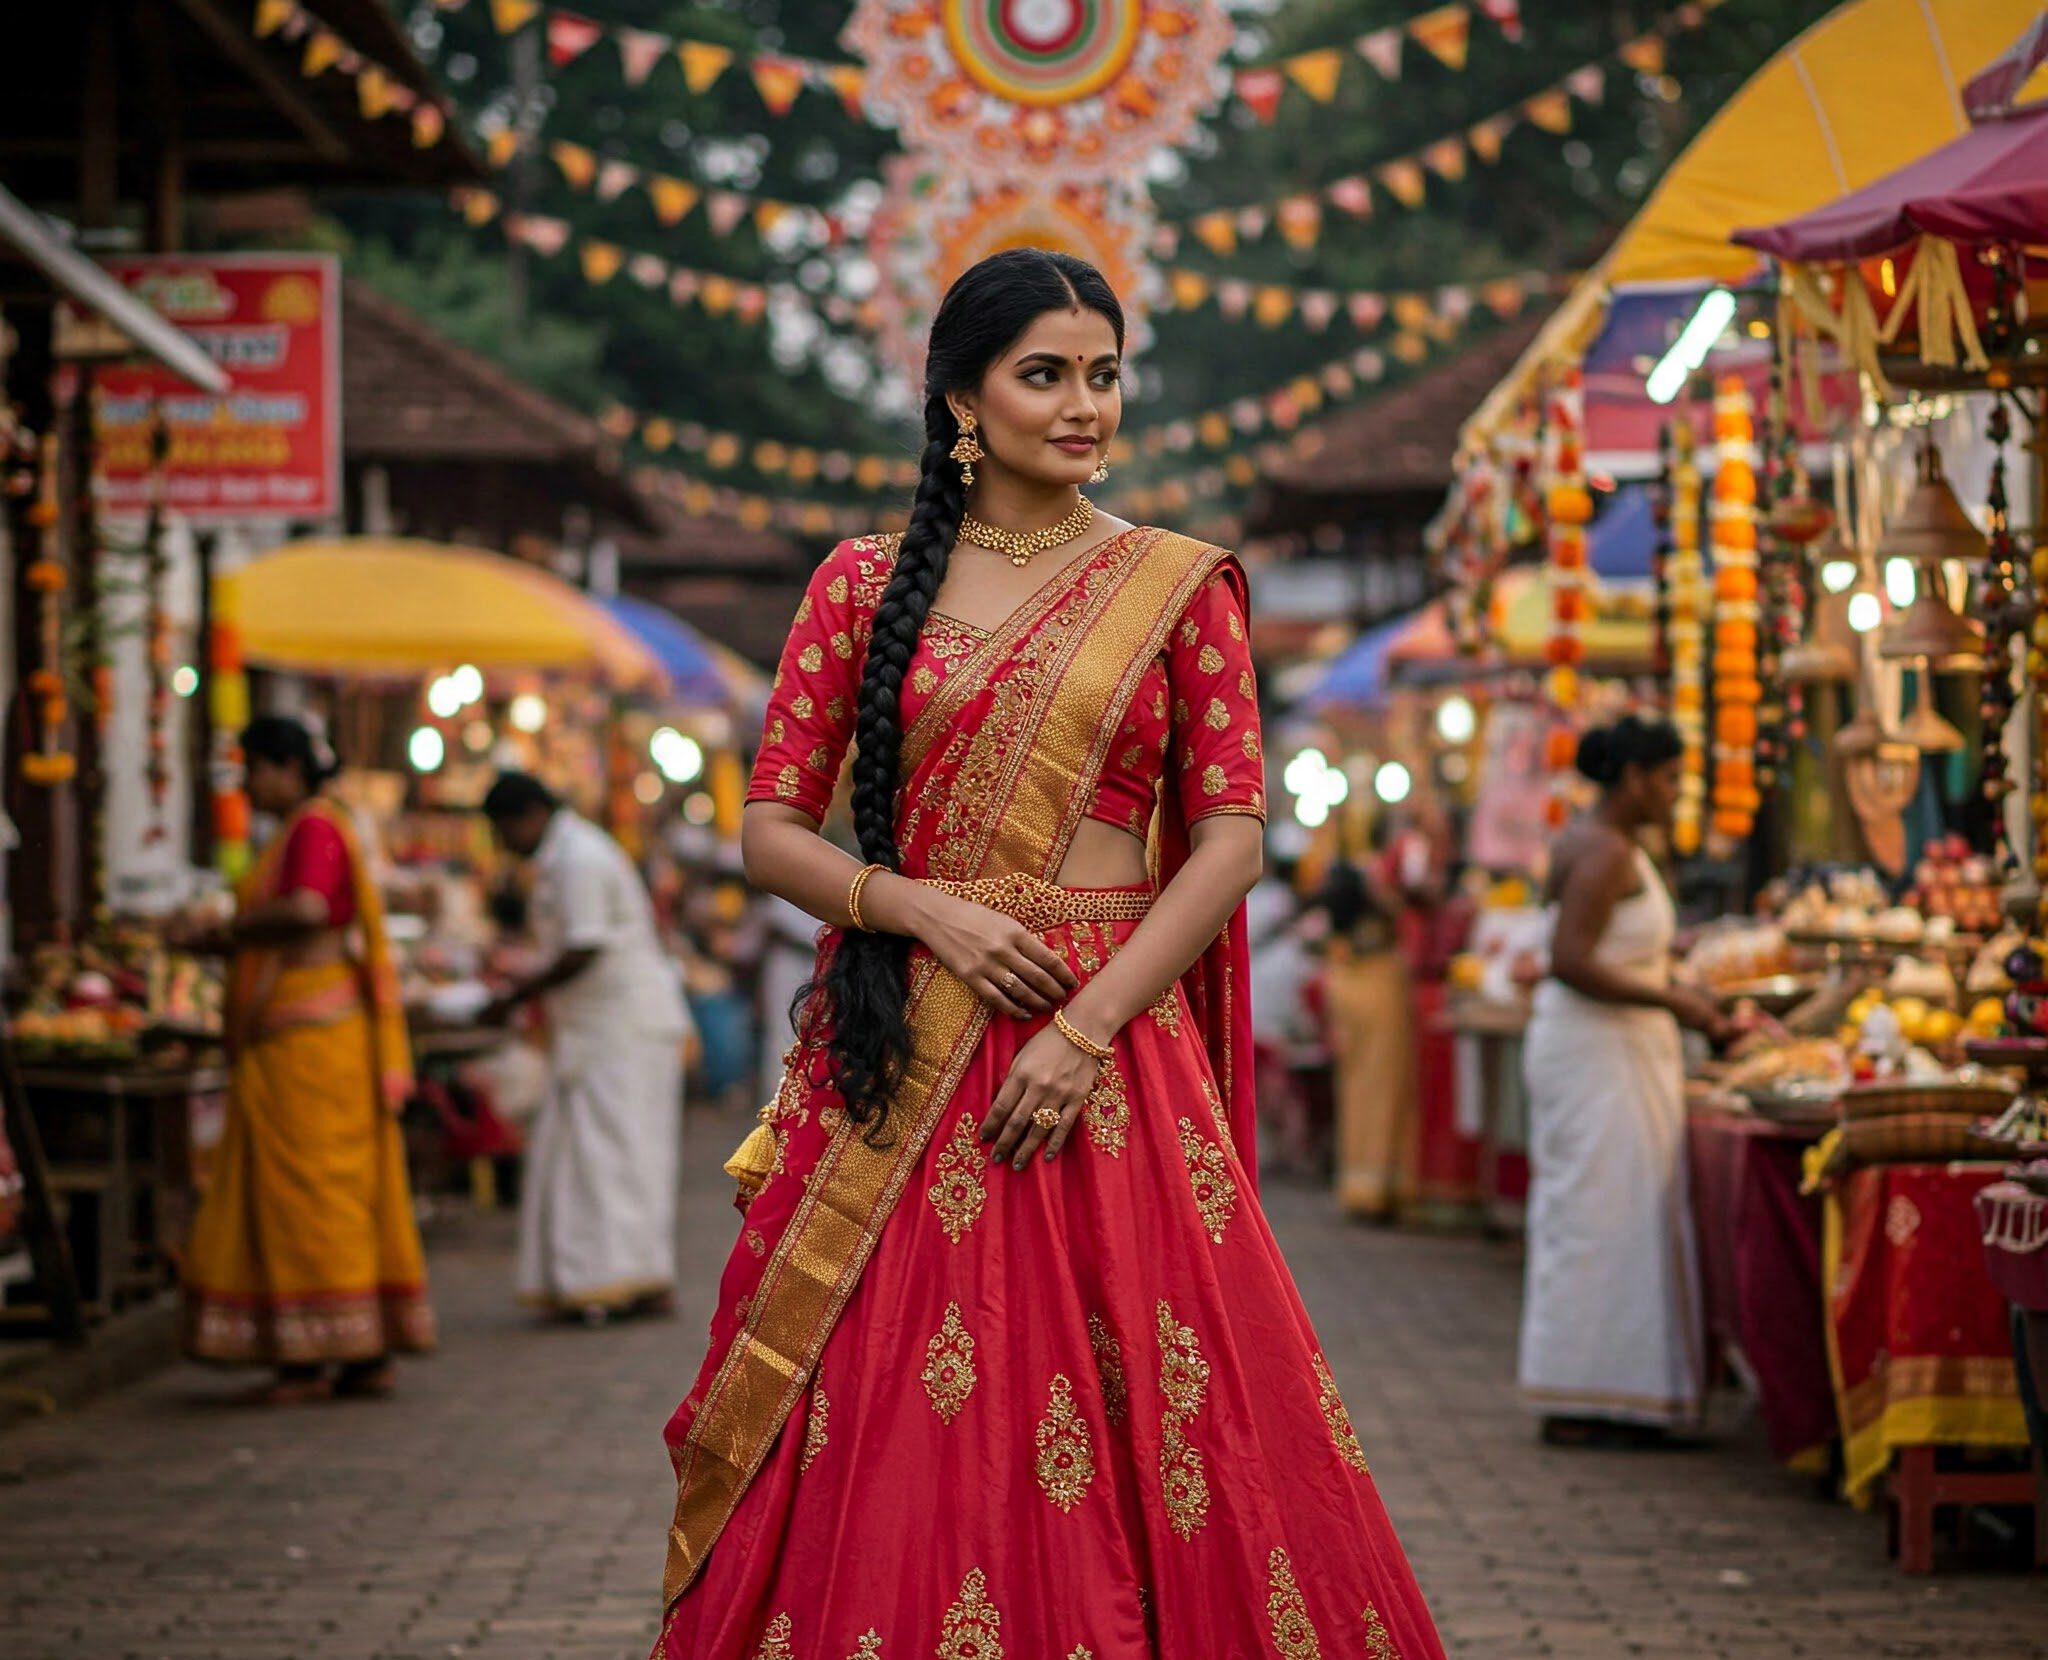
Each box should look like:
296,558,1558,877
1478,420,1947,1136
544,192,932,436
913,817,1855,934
1089,456,1110,485
950,416,984,490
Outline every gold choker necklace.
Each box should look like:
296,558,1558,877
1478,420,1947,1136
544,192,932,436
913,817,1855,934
957,496,1095,568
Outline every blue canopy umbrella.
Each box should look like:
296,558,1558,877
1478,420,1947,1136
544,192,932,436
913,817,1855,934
598,593,731,707
1301,608,1428,713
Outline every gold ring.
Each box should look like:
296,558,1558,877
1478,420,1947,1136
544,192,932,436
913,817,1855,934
1029,1106,1062,1132
1003,972,1020,995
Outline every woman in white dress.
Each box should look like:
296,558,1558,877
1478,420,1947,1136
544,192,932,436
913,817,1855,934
1519,716,1733,1447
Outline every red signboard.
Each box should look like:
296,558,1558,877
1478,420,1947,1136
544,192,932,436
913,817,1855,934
92,253,340,522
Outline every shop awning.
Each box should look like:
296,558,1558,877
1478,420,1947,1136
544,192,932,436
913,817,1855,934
223,537,662,686
0,185,225,392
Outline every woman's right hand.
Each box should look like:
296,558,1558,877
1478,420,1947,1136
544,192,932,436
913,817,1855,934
1666,985,1734,1043
909,889,1078,1020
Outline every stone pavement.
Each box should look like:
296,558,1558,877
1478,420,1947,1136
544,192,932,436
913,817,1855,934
2,1101,2042,1660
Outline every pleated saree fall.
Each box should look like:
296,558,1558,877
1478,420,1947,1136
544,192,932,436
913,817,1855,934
652,529,1445,1659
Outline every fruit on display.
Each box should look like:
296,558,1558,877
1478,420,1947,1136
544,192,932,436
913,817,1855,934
1902,836,2003,936
7,928,223,1065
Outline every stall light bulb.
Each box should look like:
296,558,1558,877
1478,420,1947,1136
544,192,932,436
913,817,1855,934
1819,559,1858,594
1435,695,1477,746
426,676,464,720
408,726,446,772
464,720,494,754
683,792,715,825
509,693,547,734
651,726,704,785
1374,761,1413,805
1322,770,1351,806
1282,747,1329,796
1846,591,1883,633
1293,795,1331,829
451,664,485,706
172,665,200,698
1883,557,1917,608
634,771,665,806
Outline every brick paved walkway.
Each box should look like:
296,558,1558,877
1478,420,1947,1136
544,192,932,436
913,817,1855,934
2,1101,2041,1659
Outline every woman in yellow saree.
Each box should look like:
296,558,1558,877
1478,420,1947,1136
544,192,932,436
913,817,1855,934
180,716,434,1403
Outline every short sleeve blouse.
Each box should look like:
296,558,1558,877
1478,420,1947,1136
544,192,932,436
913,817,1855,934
745,540,879,822
277,812,355,927
1160,570,1266,825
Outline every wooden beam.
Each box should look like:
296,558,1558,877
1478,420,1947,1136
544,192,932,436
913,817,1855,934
136,0,185,249
77,5,119,229
162,0,349,162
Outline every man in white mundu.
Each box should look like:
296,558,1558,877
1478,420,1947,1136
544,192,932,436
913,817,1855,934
483,773,690,1321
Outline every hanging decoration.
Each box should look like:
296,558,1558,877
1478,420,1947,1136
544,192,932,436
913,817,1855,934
252,0,455,148
1225,0,1523,120
845,0,1231,187
1979,252,2023,870
208,580,253,881
1708,374,1761,843
141,409,175,844
1757,357,1826,775
1542,367,1589,711
20,430,74,789
1668,414,1707,856
1652,425,1674,693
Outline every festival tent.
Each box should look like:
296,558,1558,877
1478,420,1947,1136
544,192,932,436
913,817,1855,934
599,593,755,709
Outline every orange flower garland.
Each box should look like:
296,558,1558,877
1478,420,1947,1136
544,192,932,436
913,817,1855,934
20,431,75,789
1543,367,1590,712
1709,375,1760,842
1667,415,1707,855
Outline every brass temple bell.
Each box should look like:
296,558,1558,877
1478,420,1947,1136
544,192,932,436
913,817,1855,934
1877,437,1987,668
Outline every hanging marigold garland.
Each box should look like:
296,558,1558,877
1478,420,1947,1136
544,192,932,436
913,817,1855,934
1979,251,2023,873
1652,425,1674,692
1709,374,1761,843
1668,413,1707,855
1542,368,1592,828
21,429,75,789
142,409,174,843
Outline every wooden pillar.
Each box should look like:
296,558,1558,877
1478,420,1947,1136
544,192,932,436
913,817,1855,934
5,310,63,946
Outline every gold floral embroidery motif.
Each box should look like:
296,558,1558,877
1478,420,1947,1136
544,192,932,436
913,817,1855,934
1197,643,1226,673
798,642,824,673
831,630,853,659
1156,1300,1211,1418
792,693,814,720
921,1301,978,1423
1241,728,1261,760
928,1114,988,1244
1362,1601,1399,1659
847,1634,884,1659
1179,617,1200,646
808,745,832,774
1204,696,1230,730
1173,697,1190,725
1072,925,1105,976
937,1567,1003,1660
1238,668,1256,699
1088,1313,1127,1424
801,1383,829,1472
1177,1117,1239,1244
1152,688,1167,719
744,1227,767,1258
753,1613,796,1660
1118,742,1146,771
1265,1550,1323,1658
1066,1650,1095,1660
1202,763,1228,797
827,694,847,723
1084,1056,1130,1156
1148,987,1181,1035
1313,1354,1370,1475
775,764,801,799
1199,1075,1231,1143
1157,1419,1211,1541
826,573,849,604
769,717,786,743
913,664,940,696
796,594,814,624
1227,610,1243,641
1034,1372,1096,1512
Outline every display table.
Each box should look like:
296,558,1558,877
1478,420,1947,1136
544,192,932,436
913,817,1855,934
1686,1107,1835,1467
1974,1178,2048,1467
1441,996,1530,1233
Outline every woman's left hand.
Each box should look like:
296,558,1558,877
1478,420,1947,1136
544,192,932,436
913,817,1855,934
982,1023,1105,1171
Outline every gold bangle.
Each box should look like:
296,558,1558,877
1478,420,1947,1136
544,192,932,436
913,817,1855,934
845,862,885,931
1052,1007,1114,1063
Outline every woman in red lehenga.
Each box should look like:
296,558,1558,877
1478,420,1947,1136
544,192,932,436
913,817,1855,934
652,250,1447,1659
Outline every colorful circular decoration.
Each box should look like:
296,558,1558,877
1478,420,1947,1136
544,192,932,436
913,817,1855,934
845,0,1230,185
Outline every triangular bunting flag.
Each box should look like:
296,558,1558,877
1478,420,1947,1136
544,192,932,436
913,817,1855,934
647,175,700,226
1522,88,1573,132
1348,292,1387,331
1191,212,1236,257
484,127,522,168
1284,48,1343,103
754,200,791,239
1407,4,1471,71
543,8,601,66
254,0,295,39
616,26,669,87
1299,291,1340,332
596,159,638,201
1216,281,1253,320
1235,205,1269,239
1437,284,1473,324
1376,157,1427,208
1356,26,1403,80
1618,35,1667,75
509,214,570,256
412,103,447,147
548,140,597,191
678,39,734,94
1479,0,1523,42
699,276,736,316
751,55,806,116
1423,136,1467,182
641,417,675,452
356,67,394,120
302,30,343,77
488,0,538,33
705,192,750,238
1326,176,1374,218
597,404,636,440
1168,270,1211,310
455,188,500,226
1392,332,1429,364
1320,365,1354,396
1392,293,1434,333
1225,454,1259,487
1565,63,1606,104
1354,348,1386,380
668,269,701,305
1276,195,1322,250
1233,67,1285,123
1150,223,1180,258
1253,287,1294,328
627,253,669,289
735,286,768,325
1480,276,1530,318
820,64,866,119
1467,115,1508,163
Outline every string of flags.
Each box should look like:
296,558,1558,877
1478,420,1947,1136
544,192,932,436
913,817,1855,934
252,0,455,147
1226,1,1522,123
1157,267,1556,332
603,411,923,494
1166,0,1724,251
636,467,905,542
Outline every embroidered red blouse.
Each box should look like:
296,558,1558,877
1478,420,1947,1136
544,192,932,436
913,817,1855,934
745,535,1266,837
276,811,355,928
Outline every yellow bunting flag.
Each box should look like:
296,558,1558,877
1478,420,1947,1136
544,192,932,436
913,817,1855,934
412,103,446,147
705,434,742,468
699,275,736,316
853,456,887,492
821,64,866,117
788,448,819,484
754,200,791,238
485,128,522,168
1191,212,1237,256
487,0,539,34
1254,287,1293,328
1198,412,1231,448
750,56,806,116
457,188,500,226
738,497,773,531
1407,4,1472,71
1392,331,1429,363
1423,136,1466,182
253,0,295,39
578,241,624,285
753,440,788,473
1618,35,1667,75
356,67,394,119
1467,115,1508,164
1522,88,1573,133
549,141,598,191
1283,48,1344,103
1168,269,1211,310
647,175,701,226
1392,293,1435,332
678,40,734,94
1275,195,1322,250
641,418,675,452
1224,455,1257,487
681,483,714,515
1376,157,1427,208
800,504,837,536
302,30,343,77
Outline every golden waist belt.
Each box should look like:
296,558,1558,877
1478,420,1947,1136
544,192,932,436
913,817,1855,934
923,872,1153,930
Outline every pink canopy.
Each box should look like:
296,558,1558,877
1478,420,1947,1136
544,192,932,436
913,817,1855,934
1732,101,2048,263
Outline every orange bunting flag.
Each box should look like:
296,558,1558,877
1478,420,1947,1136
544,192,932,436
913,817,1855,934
412,103,447,147
750,55,806,116
1198,412,1230,448
301,30,343,77
598,405,636,440
545,8,602,66
254,0,295,39
484,127,522,169
1168,269,1212,310
1376,157,1427,208
1276,195,1322,250
1392,293,1435,333
615,27,669,87
754,200,791,239
1191,212,1237,257
678,39,734,94
1618,34,1667,75
487,0,539,34
1356,26,1402,80
1253,287,1294,328
699,276,736,316
1224,454,1258,487
1407,4,1472,71
549,141,598,191
1467,115,1509,164
1326,175,1373,218
456,188,500,226
647,175,700,226
1481,276,1531,318
1392,332,1429,364
1423,136,1466,182
577,240,624,285
641,418,675,452
820,64,866,119
1283,48,1344,103
1233,67,1285,123
1522,88,1573,133
853,456,888,492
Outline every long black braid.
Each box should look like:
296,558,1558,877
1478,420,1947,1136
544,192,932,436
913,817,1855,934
806,247,1127,1139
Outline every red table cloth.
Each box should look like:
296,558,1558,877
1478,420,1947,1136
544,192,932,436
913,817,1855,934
1687,1109,1835,1465
1826,1163,2029,1505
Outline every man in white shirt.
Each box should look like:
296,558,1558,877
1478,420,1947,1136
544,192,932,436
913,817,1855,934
482,774,690,1323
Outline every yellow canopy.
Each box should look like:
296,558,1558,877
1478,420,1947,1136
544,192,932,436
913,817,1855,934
1462,0,2048,447
223,537,662,686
